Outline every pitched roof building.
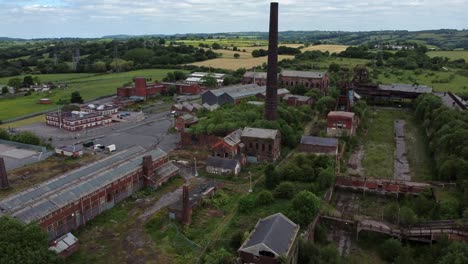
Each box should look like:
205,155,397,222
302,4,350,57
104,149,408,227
299,136,339,155
206,156,241,176
239,213,300,264
241,127,281,162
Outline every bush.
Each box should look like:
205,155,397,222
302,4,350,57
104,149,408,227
274,182,295,199
378,238,402,262
290,191,320,226
229,231,244,250
238,195,256,213
256,190,274,205
383,202,399,224
399,206,418,226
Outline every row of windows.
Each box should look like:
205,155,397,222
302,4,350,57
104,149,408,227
248,142,273,152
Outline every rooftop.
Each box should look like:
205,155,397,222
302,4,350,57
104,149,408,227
206,156,239,170
47,111,102,121
243,72,268,79
281,70,326,79
328,111,355,119
0,146,167,224
242,127,279,140
284,94,312,102
224,129,243,146
239,213,299,257
378,84,432,94
55,145,84,153
300,136,338,147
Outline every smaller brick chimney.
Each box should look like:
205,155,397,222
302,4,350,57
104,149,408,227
142,155,154,177
0,157,9,190
182,184,192,225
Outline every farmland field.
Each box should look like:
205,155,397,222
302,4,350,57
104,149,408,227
301,44,349,53
427,50,468,61
188,55,294,70
0,69,183,121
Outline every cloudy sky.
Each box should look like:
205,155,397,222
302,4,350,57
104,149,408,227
0,0,467,38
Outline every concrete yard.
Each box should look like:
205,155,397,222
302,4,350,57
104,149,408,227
0,143,52,171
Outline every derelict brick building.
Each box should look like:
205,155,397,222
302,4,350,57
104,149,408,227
241,127,281,162
0,146,178,240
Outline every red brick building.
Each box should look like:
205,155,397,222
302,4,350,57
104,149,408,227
0,146,179,241
242,70,329,94
282,94,313,106
46,111,112,131
174,114,198,132
80,104,119,116
326,111,356,137
299,136,338,155
161,82,203,95
116,77,165,99
241,127,281,162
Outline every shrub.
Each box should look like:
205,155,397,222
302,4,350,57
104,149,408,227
399,206,418,226
378,238,402,262
274,182,295,199
256,190,274,205
383,202,399,224
238,195,256,213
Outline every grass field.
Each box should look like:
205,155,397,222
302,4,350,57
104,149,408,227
175,38,268,47
0,114,45,128
301,44,349,53
427,50,468,61
362,108,433,180
0,69,183,121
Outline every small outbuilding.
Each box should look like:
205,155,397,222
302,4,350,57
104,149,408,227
239,213,300,264
206,156,241,176
39,98,52,104
49,232,79,257
326,111,356,137
299,136,339,155
55,145,84,158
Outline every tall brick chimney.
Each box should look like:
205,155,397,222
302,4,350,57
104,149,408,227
134,77,147,98
142,155,153,177
264,2,279,121
182,184,192,225
0,157,9,190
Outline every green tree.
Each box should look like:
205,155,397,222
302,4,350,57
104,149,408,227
378,238,403,262
211,42,222,50
201,74,218,88
383,202,399,224
11,131,42,145
158,38,166,45
399,206,418,226
264,164,280,189
234,53,240,59
274,182,295,199
0,128,10,140
0,216,61,264
70,91,84,104
238,195,256,213
315,96,335,114
23,75,34,87
256,190,274,205
290,191,320,226
1,86,8,94
7,77,22,91
437,242,468,264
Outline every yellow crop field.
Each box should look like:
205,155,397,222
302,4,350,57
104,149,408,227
301,44,349,53
188,55,294,70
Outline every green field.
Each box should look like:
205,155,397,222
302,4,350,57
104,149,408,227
427,50,468,61
0,69,184,121
175,38,268,47
362,109,433,180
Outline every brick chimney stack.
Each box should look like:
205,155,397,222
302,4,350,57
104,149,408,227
264,2,279,121
0,157,9,189
142,155,153,177
182,184,192,225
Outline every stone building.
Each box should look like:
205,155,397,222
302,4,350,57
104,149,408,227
241,127,281,162
299,136,338,155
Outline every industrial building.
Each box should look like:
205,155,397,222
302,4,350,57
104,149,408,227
241,127,281,162
299,136,339,155
80,104,119,116
282,94,313,106
0,146,179,240
201,84,290,106
117,77,166,100
205,156,241,176
185,72,225,86
242,70,330,94
46,111,112,131
55,145,84,158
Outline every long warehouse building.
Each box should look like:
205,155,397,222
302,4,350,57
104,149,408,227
0,146,179,240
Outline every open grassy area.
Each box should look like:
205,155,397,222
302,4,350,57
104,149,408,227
0,114,45,128
362,108,433,180
0,69,183,121
175,38,268,48
427,50,468,61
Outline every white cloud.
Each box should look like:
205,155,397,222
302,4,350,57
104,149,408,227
0,0,466,38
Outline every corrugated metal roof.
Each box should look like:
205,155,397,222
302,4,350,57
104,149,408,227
379,84,432,94
281,70,326,79
206,157,239,170
0,146,168,224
